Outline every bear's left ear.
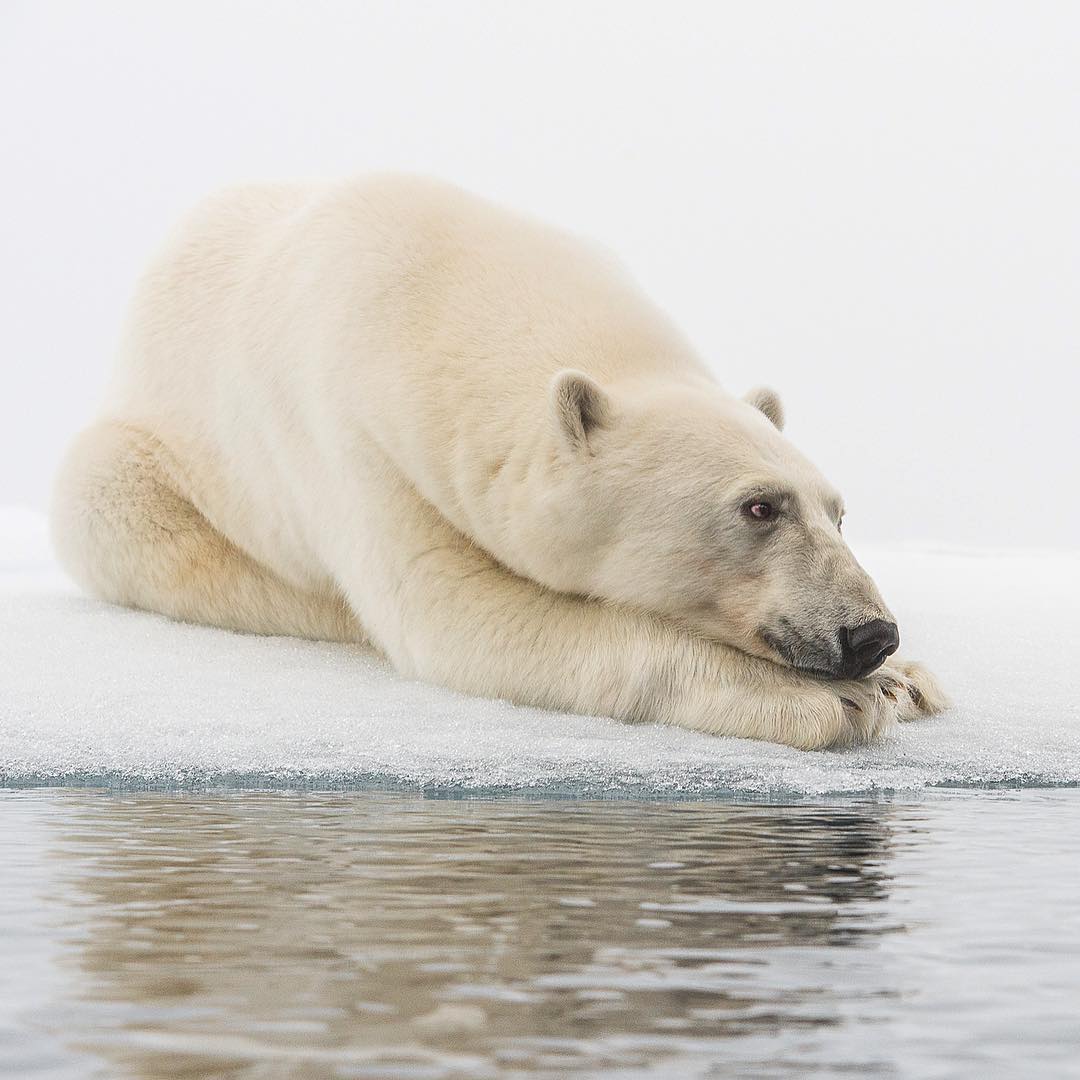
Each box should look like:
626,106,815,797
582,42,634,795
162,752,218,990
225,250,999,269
744,387,785,431
550,369,614,451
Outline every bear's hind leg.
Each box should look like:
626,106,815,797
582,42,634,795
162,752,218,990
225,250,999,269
51,421,361,642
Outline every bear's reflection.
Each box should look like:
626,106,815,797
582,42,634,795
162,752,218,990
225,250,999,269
57,791,902,1078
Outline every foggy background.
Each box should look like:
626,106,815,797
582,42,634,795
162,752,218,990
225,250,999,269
2,0,1077,549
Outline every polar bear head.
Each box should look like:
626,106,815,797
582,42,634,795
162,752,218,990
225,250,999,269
532,371,899,680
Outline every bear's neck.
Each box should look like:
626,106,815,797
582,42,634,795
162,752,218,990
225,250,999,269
448,418,605,595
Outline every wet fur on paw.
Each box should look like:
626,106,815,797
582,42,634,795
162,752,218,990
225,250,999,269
831,659,948,746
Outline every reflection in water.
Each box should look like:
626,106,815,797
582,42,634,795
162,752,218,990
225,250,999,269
46,793,902,1078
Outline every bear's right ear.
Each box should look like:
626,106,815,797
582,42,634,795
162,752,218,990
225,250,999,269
550,369,613,451
744,386,785,430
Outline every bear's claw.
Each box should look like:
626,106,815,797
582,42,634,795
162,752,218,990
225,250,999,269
836,658,948,742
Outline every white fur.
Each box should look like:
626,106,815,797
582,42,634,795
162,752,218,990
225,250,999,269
52,175,944,750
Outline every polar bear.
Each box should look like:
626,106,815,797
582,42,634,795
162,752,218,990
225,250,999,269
52,175,945,749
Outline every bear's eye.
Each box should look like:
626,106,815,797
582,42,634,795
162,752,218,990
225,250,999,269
838,516,844,533
747,500,774,521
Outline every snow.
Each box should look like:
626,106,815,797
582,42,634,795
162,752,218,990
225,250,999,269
1,507,1078,796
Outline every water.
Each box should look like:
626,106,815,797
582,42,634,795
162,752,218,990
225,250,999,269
3,787,1079,1079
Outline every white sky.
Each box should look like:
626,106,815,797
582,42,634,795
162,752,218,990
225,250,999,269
2,0,1078,548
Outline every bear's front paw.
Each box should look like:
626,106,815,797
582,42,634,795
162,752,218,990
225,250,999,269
682,646,948,750
831,659,948,746
874,659,950,720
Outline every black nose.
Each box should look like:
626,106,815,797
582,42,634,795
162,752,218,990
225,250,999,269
841,619,900,677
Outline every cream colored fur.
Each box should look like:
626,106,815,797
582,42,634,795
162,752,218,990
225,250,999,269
52,175,945,750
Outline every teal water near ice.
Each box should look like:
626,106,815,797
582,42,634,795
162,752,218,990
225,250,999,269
3,787,1079,1079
